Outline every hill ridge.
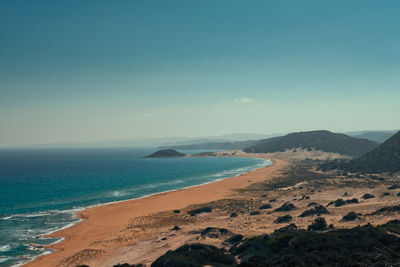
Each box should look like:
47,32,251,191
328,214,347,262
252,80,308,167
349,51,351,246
244,130,378,157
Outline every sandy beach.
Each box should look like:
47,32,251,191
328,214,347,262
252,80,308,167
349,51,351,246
25,149,400,266
26,153,287,267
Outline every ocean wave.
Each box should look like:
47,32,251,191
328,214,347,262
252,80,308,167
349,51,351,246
209,159,271,179
44,219,82,235
9,250,54,267
1,207,85,221
0,245,11,252
0,256,13,264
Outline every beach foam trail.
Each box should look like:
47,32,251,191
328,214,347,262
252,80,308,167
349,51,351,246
0,148,270,267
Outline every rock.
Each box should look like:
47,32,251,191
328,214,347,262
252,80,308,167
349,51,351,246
145,149,185,158
29,243,44,249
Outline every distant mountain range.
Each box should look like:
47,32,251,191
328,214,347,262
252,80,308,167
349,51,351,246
158,140,257,151
346,130,398,143
22,133,275,148
17,130,397,152
243,130,378,157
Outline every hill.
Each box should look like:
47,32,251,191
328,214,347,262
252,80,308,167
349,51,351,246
340,131,400,173
144,149,186,158
244,130,378,157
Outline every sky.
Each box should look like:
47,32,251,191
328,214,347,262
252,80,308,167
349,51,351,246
0,0,399,146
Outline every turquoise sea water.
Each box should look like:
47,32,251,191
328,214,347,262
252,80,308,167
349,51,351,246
0,148,271,266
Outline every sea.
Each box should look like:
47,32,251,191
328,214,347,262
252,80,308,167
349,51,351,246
0,148,271,266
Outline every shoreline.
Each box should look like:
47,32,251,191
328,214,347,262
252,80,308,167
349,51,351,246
25,153,287,267
35,156,270,236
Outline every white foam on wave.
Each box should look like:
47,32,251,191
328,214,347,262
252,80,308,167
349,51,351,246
2,207,85,223
0,256,13,263
0,244,11,252
9,249,54,267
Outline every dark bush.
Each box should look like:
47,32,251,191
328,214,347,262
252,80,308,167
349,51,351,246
151,244,236,267
230,212,238,218
171,226,181,231
307,217,327,231
328,198,358,207
236,221,400,266
382,192,391,196
274,202,296,212
201,227,232,239
341,212,360,221
274,215,292,223
259,204,272,210
346,198,358,204
307,202,318,207
188,206,212,216
362,194,375,200
370,205,400,215
388,185,400,190
173,209,180,213
299,205,328,217
151,243,237,267
113,264,145,267
154,221,400,266
224,234,243,245
250,211,260,216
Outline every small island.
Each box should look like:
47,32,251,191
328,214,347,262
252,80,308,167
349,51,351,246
145,149,186,158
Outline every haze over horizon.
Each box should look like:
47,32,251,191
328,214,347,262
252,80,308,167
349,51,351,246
1,0,399,147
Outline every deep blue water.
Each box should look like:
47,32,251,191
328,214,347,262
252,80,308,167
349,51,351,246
0,148,271,266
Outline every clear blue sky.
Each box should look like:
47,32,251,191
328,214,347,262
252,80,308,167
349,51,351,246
1,0,399,146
